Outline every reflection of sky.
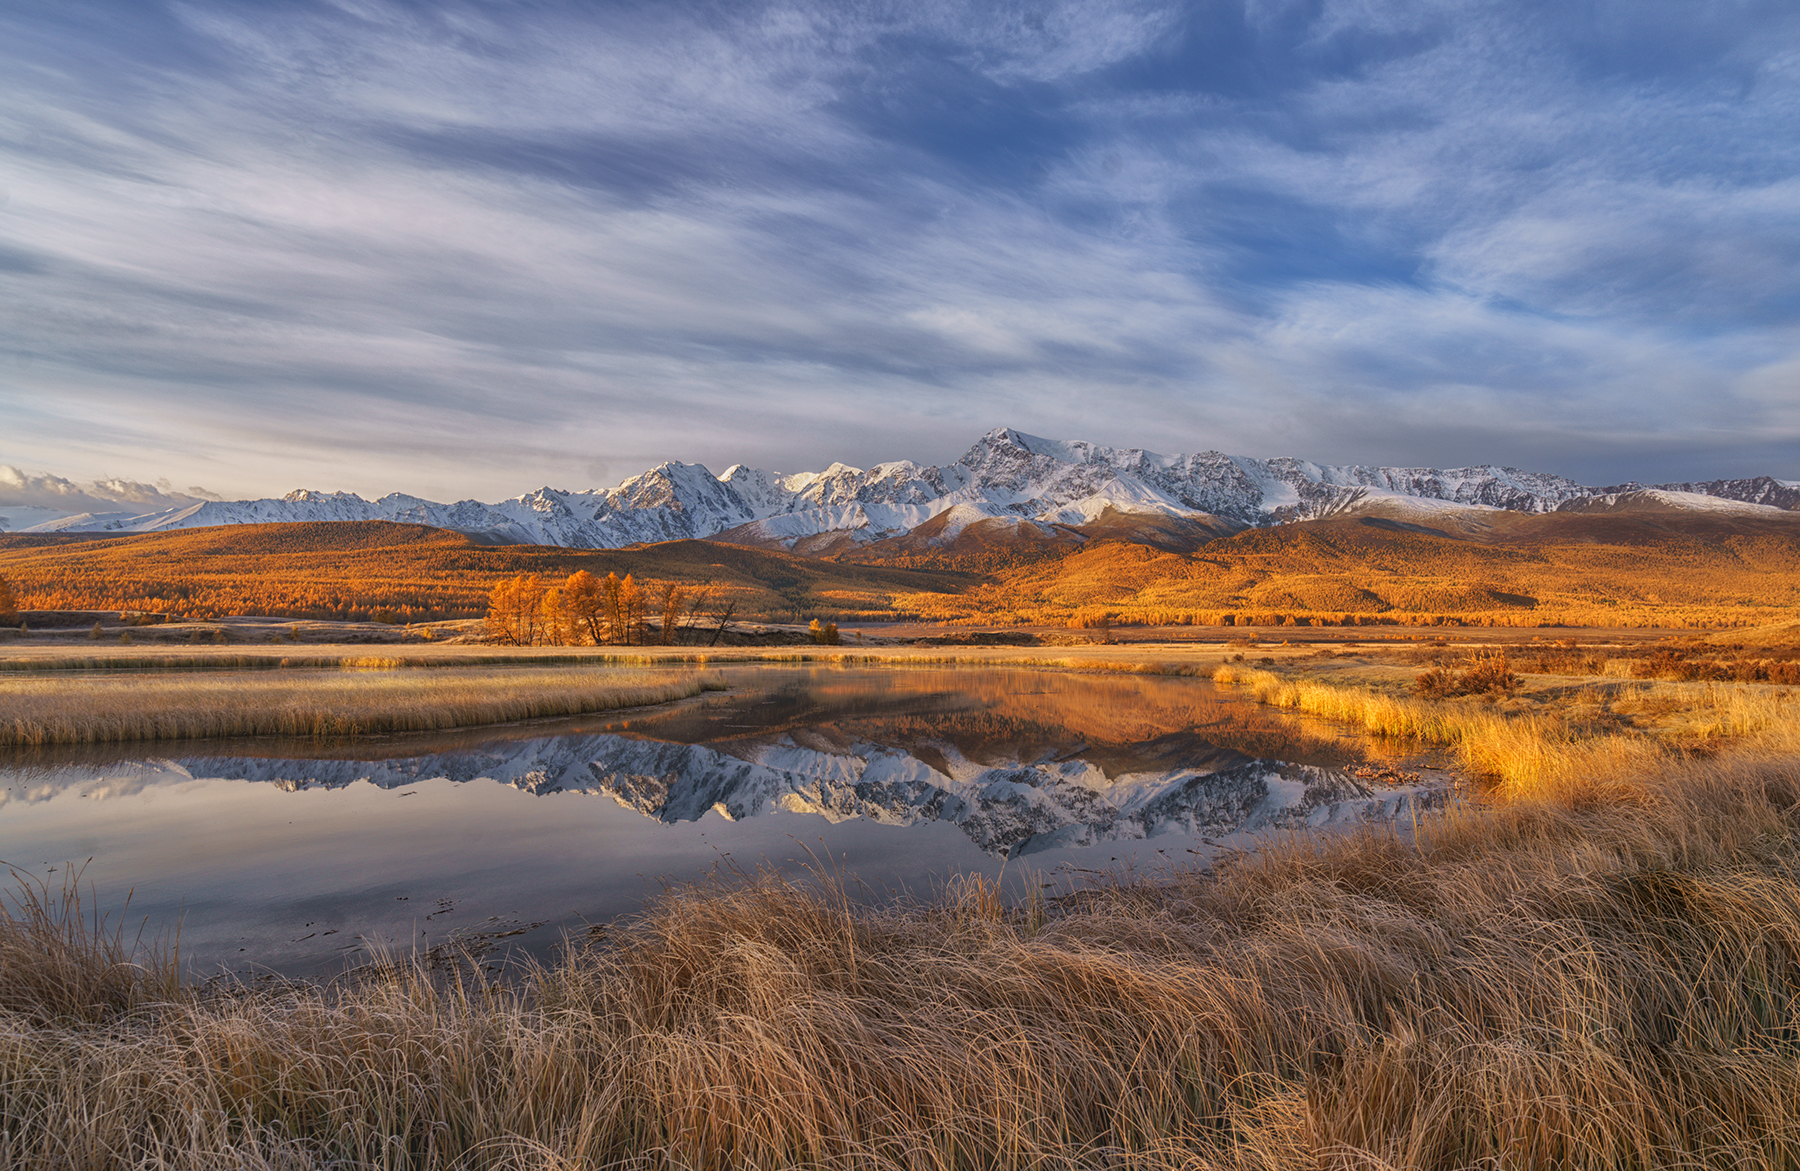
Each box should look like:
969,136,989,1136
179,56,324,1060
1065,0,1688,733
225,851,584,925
2,1,1797,503
1,768,1002,978
0,762,1197,978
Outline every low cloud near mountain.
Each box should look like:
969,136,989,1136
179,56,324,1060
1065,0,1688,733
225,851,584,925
0,466,220,515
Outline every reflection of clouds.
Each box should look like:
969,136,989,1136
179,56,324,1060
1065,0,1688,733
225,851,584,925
0,761,195,807
0,1,1795,493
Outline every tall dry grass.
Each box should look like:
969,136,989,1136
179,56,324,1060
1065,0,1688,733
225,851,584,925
0,865,176,1027
0,666,721,746
1212,663,1800,802
6,757,1800,1167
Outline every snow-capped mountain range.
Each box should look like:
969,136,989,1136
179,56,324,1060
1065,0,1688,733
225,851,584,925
13,428,1799,549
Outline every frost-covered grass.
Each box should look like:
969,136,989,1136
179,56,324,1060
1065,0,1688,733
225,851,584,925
8,753,1800,1168
0,666,719,745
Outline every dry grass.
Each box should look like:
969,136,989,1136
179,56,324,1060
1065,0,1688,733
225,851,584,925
11,651,1800,1166
1212,662,1800,803
0,666,721,745
0,866,176,1027
6,753,1800,1168
0,648,729,672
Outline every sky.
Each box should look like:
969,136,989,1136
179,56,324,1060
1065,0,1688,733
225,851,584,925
2,0,1798,507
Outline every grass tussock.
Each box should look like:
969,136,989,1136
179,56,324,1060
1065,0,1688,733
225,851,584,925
0,866,175,1027
8,758,1800,1167
0,667,720,746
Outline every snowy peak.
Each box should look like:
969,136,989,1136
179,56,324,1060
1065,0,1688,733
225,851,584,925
17,429,1796,549
1637,476,1800,512
281,489,363,505
1555,488,1796,517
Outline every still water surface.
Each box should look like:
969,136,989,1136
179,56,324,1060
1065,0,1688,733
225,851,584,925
0,666,1447,976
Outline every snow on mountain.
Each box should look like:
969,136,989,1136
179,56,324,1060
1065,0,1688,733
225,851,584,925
1612,476,1800,512
17,427,1795,548
1554,489,1796,517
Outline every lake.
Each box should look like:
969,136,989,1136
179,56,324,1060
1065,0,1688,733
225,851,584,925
0,665,1450,977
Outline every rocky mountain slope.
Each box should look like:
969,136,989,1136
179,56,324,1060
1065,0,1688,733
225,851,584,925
18,428,1798,551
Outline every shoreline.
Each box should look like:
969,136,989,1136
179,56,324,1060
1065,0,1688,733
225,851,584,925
6,748,1800,1168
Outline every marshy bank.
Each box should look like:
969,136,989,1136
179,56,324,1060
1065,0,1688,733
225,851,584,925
1,665,1443,976
1213,659,1800,802
0,665,724,746
6,752,1800,1169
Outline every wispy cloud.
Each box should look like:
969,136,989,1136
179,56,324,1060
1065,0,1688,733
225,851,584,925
1,0,1795,499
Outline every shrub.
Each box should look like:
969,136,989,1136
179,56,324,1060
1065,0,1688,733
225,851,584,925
1415,653,1522,698
1634,648,1698,681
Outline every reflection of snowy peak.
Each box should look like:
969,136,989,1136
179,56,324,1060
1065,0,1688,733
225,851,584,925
24,427,1792,547
169,732,1426,858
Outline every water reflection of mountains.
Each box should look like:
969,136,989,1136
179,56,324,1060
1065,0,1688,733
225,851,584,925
1,670,1442,856
8,734,1431,859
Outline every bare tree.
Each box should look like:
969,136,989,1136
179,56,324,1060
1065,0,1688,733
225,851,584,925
707,600,738,647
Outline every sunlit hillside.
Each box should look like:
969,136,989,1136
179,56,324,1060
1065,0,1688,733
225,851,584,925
3,508,1796,630
893,512,1800,629
0,523,973,623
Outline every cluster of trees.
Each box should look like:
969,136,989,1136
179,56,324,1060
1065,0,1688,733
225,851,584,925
486,572,732,646
0,575,15,623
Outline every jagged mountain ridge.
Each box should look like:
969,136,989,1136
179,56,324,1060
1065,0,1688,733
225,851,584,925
18,428,1798,549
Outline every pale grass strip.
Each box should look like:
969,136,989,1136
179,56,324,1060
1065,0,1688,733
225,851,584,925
0,667,717,745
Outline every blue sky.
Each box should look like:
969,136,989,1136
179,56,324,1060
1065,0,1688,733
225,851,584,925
2,0,1797,505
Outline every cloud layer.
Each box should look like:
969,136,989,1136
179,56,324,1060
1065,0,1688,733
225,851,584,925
0,465,215,513
1,0,1797,498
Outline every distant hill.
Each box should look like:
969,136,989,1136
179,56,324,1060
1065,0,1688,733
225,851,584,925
891,509,1800,630
3,504,1795,631
0,523,974,623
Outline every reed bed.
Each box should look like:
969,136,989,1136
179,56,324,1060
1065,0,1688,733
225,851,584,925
0,650,719,673
6,755,1800,1168
1212,662,1800,801
0,667,720,746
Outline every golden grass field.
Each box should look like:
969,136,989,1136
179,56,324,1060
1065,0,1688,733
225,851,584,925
0,665,720,746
